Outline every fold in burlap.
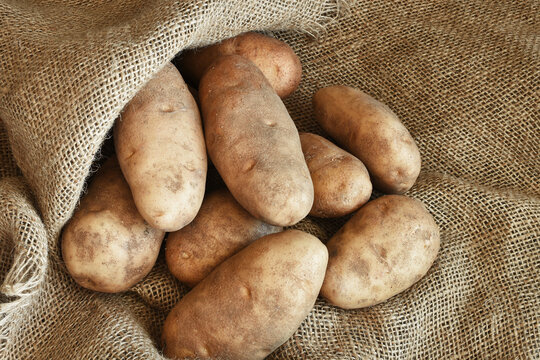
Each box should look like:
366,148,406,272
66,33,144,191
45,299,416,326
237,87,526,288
0,0,538,358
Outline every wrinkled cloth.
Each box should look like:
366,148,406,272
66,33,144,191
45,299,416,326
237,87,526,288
0,0,538,358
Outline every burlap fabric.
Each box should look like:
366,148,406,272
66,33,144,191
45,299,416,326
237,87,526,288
0,0,538,358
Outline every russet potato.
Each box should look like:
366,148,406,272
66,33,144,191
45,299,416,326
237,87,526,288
114,62,206,232
300,132,372,217
313,85,421,194
162,230,328,360
165,188,282,287
321,195,440,309
178,32,302,98
199,55,313,227
61,157,164,293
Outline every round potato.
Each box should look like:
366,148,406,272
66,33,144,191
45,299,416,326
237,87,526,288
321,195,440,309
61,157,165,293
166,188,282,287
313,85,421,194
300,132,372,217
162,230,328,360
199,55,313,227
178,31,302,98
114,62,207,232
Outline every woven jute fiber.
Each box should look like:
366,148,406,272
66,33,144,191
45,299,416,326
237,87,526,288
1,0,538,359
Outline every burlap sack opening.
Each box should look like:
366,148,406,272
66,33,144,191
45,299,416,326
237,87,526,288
1,0,538,359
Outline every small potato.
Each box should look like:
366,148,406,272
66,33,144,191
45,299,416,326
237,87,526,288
321,195,440,309
199,55,313,227
313,85,421,194
165,188,282,287
162,229,328,360
300,132,372,217
178,32,302,98
61,157,165,293
114,62,207,232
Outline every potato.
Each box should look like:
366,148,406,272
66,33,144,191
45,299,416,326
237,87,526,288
199,55,313,227
165,188,282,287
114,62,207,232
61,157,165,293
320,195,440,309
162,229,328,360
300,132,372,217
178,31,302,98
313,85,421,194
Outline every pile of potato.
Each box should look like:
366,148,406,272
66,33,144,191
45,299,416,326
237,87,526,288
61,32,440,360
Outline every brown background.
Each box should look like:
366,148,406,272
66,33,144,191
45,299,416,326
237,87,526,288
0,0,538,358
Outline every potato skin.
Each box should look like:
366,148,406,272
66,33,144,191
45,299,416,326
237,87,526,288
165,188,282,287
300,132,372,218
162,229,328,360
114,62,207,232
313,85,421,194
61,157,165,293
178,32,302,98
199,55,313,227
320,195,440,309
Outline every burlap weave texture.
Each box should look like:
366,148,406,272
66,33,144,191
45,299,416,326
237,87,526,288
0,0,538,359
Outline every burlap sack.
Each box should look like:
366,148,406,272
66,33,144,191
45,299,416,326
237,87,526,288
0,0,538,359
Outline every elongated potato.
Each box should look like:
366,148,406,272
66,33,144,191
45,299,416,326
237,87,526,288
114,62,207,232
178,32,302,98
162,230,328,360
313,86,421,194
321,195,440,309
166,188,282,287
61,157,165,293
199,55,313,226
300,132,372,217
